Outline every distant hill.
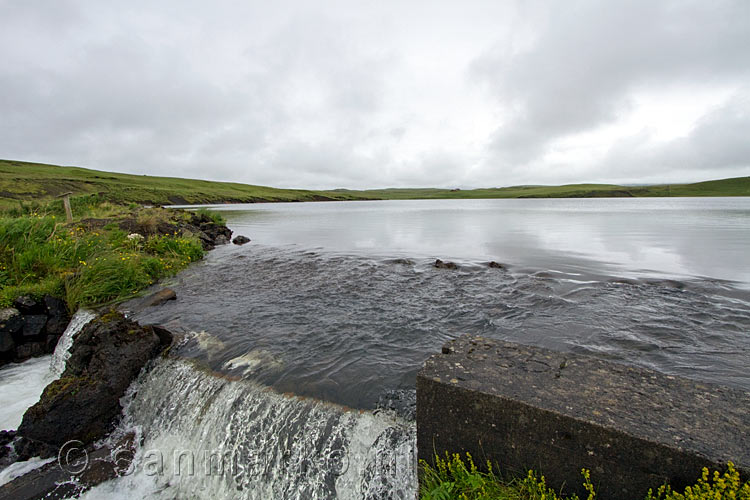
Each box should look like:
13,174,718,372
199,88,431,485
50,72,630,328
0,159,372,208
1,159,748,208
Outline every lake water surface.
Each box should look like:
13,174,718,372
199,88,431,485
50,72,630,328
131,197,750,408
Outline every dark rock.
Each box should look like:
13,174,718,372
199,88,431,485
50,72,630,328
488,261,506,269
21,315,47,339
0,430,15,464
433,259,458,270
17,311,172,448
45,335,60,354
14,342,45,360
43,296,70,336
11,436,56,462
0,308,23,337
376,389,417,421
232,235,251,245
0,332,15,356
13,296,43,315
0,436,135,500
418,335,750,500
188,212,232,250
141,288,176,307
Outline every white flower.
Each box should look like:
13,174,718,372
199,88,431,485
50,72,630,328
127,233,144,240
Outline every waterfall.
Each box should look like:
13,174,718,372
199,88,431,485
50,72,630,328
49,309,96,377
80,358,418,499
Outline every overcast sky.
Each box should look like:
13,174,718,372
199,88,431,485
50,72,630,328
1,1,749,189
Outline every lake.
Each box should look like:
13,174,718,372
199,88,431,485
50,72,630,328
129,197,750,408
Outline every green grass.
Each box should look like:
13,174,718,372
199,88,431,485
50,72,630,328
1,159,748,209
420,453,750,500
0,159,373,209
0,207,205,310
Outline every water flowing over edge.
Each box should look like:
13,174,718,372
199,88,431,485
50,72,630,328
78,357,417,500
50,309,97,378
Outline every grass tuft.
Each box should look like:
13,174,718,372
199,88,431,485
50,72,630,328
420,454,748,500
0,207,204,310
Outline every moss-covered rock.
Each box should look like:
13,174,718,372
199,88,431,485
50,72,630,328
17,310,172,451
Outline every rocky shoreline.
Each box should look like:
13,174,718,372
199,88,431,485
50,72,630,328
0,208,245,498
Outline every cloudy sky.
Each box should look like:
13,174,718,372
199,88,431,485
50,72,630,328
1,0,749,189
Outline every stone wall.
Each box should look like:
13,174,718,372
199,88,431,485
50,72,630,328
0,296,70,366
417,335,749,500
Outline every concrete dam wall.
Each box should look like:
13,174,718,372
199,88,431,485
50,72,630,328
417,335,749,500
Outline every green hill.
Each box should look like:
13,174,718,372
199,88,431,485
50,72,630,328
1,158,748,209
0,159,372,209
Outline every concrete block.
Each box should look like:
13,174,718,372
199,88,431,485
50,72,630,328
417,335,749,500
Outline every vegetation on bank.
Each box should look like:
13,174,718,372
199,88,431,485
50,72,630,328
0,196,207,310
1,159,748,209
420,453,749,500
0,159,372,209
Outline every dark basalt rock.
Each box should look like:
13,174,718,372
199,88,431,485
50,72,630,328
433,259,458,270
21,315,47,340
232,235,251,245
14,342,45,360
12,296,43,316
0,308,23,337
17,311,172,451
43,296,70,336
488,261,506,269
189,213,233,250
0,434,135,500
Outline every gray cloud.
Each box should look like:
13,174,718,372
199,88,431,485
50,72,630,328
1,0,749,188
473,0,750,176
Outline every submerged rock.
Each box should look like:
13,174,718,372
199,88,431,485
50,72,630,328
434,259,458,270
16,311,172,452
141,288,177,307
488,261,506,269
232,235,251,245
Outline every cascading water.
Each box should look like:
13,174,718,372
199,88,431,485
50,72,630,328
0,309,96,432
79,357,417,499
50,309,96,377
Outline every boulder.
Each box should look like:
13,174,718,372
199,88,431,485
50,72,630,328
0,308,23,338
21,315,47,340
0,435,135,500
434,259,458,270
488,261,506,269
17,311,172,450
141,288,176,307
45,335,60,354
232,235,251,245
14,342,45,360
43,296,70,336
12,296,43,315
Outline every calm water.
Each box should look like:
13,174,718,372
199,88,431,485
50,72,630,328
129,197,750,409
209,197,750,285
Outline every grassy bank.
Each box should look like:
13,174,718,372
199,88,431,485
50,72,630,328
0,200,209,310
420,453,749,500
1,159,748,209
0,159,373,209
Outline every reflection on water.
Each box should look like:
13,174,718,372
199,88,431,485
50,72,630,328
193,197,750,285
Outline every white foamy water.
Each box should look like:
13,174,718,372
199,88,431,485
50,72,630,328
78,358,417,500
0,309,95,431
0,456,55,486
50,309,96,377
0,356,52,431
